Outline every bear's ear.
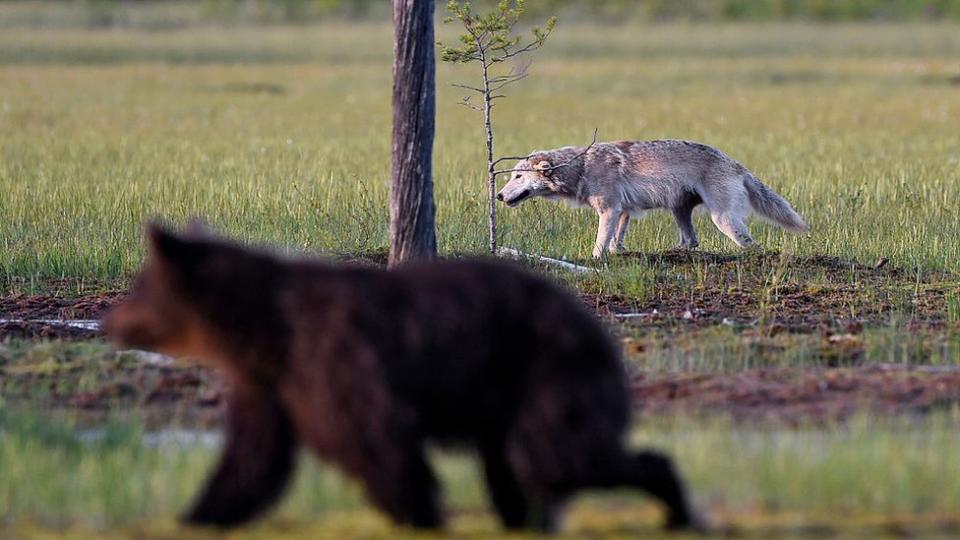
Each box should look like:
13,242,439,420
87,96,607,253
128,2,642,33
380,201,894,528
535,160,552,177
146,221,197,266
184,217,213,238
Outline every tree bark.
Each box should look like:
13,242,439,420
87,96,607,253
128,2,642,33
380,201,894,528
479,49,497,255
389,0,437,268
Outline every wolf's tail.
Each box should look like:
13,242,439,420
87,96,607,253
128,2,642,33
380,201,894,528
743,175,809,232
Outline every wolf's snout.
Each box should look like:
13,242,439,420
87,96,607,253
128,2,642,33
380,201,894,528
498,189,532,207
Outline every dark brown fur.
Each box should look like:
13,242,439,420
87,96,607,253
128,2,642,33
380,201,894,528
104,224,697,532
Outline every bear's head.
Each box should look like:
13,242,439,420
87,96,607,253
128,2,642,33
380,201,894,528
103,222,223,358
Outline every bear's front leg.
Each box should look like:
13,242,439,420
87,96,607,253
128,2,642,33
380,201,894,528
356,438,443,529
182,387,297,528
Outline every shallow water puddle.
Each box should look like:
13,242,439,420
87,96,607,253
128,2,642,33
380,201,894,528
77,428,222,449
0,318,101,330
123,349,175,365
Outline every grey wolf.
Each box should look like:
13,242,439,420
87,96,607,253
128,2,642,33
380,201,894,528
104,223,699,532
497,139,809,258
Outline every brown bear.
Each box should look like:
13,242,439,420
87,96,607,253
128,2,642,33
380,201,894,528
104,223,699,532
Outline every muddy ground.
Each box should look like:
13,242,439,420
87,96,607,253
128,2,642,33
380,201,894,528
2,250,956,335
4,353,960,429
1,252,958,428
584,251,955,332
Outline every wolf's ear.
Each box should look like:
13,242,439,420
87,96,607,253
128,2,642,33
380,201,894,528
535,160,552,177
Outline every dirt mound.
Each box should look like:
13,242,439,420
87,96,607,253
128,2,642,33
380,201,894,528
610,250,901,277
580,251,954,333
0,321,98,341
0,292,123,320
0,293,122,341
6,360,958,429
633,364,960,425
0,251,954,342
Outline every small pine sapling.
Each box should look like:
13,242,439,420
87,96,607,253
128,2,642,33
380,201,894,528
439,0,556,254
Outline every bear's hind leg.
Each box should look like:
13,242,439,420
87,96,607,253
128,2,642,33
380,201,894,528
517,446,697,531
502,377,698,532
618,450,698,530
481,444,529,529
566,448,698,530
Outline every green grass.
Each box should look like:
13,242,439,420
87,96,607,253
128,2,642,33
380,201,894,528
3,340,960,537
3,19,960,539
620,325,960,372
1,23,959,288
3,0,960,30
2,407,960,538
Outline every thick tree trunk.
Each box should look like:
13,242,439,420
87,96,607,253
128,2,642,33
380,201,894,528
389,0,437,268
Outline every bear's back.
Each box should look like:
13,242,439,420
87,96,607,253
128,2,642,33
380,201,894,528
283,257,627,442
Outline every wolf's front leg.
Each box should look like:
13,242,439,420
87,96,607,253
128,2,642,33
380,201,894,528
182,387,297,528
609,212,630,253
593,209,620,259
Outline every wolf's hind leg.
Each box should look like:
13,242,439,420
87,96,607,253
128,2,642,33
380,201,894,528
609,212,631,253
183,389,297,527
710,212,755,248
672,203,699,249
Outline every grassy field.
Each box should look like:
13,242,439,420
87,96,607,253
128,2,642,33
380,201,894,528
4,401,960,539
2,15,960,539
1,23,959,286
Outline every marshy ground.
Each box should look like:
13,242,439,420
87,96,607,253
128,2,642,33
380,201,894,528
1,4,959,538
3,250,959,538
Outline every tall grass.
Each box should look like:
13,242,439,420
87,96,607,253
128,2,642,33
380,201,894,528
0,23,958,286
2,0,960,29
2,408,959,535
